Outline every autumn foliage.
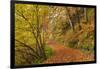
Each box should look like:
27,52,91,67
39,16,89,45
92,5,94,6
15,4,95,66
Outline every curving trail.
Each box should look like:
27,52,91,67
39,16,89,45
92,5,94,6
43,40,94,64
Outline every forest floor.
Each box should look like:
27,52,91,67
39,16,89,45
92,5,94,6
43,14,95,64
43,40,94,64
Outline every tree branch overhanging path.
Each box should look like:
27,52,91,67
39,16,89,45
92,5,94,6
15,4,95,65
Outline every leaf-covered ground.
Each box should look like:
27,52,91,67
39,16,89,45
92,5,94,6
43,15,95,64
43,40,94,64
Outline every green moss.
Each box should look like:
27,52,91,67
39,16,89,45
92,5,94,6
33,46,53,64
45,46,53,58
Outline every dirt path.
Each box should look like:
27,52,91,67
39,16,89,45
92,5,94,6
43,40,94,64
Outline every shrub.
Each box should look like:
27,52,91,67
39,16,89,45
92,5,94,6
15,45,53,65
80,43,94,53
45,46,53,58
68,39,78,48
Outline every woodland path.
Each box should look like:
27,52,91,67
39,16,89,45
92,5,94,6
43,40,94,64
